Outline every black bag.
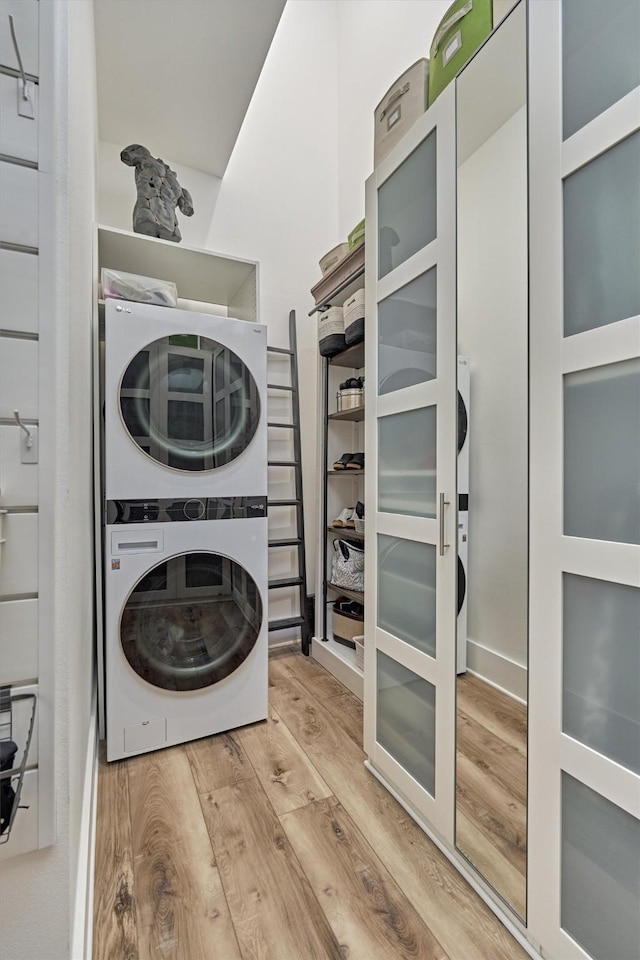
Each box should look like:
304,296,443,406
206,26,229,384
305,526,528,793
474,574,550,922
0,740,18,836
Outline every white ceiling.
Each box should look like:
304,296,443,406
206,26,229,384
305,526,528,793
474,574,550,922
93,0,286,178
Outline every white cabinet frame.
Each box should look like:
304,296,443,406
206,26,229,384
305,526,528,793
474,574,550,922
363,83,458,843
528,2,640,957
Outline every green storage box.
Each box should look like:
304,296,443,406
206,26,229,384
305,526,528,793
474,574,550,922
348,219,365,251
428,0,493,106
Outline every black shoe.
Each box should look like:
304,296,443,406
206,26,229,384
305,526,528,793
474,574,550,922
346,452,364,470
332,453,354,470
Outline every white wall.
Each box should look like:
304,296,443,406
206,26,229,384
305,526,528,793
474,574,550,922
98,139,222,249
457,106,529,699
335,0,451,235
205,0,339,605
0,2,97,957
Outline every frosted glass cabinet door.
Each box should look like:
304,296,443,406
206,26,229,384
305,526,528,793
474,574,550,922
561,774,640,960
378,268,437,396
562,0,640,141
377,651,436,796
563,574,640,775
564,131,640,337
378,535,437,657
564,358,640,544
377,132,437,279
378,406,437,518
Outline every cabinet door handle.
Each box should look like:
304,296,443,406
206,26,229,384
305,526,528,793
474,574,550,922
439,492,450,556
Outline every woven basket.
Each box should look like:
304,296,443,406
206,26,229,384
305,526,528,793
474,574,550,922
333,608,364,646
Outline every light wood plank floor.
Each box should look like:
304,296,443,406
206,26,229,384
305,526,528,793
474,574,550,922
456,675,527,921
94,650,529,960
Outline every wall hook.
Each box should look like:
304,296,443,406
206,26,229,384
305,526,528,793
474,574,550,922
14,410,33,449
8,15,29,102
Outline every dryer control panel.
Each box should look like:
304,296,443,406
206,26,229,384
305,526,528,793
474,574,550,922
106,496,268,524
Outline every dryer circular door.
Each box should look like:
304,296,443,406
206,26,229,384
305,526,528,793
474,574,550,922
119,552,263,691
457,390,468,453
119,335,261,471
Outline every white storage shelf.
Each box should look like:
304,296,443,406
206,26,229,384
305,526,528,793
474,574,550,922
97,225,258,322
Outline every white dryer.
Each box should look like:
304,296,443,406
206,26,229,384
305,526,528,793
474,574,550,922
104,498,268,761
104,301,267,501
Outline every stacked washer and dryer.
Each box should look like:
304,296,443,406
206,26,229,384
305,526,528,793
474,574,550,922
457,356,470,675
103,300,268,761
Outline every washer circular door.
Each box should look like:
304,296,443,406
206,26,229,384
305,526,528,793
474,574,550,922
120,552,263,691
119,335,261,471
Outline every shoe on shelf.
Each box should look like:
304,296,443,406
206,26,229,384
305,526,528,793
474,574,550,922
354,501,365,519
339,377,362,390
332,507,354,527
333,596,353,612
332,453,354,470
346,452,364,470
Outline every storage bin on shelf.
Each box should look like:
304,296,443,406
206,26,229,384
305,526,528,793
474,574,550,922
319,242,349,276
343,287,365,346
337,386,363,412
332,603,365,649
354,635,365,671
374,59,430,166
347,219,365,251
428,0,493,105
318,306,346,357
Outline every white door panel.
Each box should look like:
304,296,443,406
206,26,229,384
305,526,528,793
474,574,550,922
0,249,38,333
0,73,38,163
0,337,38,420
0,598,38,683
0,769,37,861
0,424,38,506
0,512,37,597
0,1,39,77
0,162,38,248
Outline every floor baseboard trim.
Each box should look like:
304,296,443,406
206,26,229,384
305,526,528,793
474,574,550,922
466,638,527,703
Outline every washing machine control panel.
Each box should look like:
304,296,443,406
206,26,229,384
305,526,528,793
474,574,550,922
106,496,267,524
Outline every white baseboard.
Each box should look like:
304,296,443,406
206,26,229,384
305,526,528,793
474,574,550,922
71,689,99,960
466,638,527,704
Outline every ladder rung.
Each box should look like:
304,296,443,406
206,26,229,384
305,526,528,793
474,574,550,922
267,422,297,429
268,616,307,632
268,460,298,467
267,346,294,356
268,499,301,507
267,383,294,391
268,577,304,589
268,537,302,548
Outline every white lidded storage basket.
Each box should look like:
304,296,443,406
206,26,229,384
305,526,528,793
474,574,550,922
343,287,365,345
318,306,346,357
374,58,430,166
319,242,349,276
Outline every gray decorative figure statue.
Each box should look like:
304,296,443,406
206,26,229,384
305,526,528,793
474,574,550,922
121,144,194,243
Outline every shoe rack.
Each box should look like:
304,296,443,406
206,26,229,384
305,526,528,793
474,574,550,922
310,244,366,699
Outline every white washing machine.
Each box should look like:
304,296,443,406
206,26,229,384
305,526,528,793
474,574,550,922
105,500,268,761
457,357,470,674
457,512,469,674
457,356,470,499
104,300,267,501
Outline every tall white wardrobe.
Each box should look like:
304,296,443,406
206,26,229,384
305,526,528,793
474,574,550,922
362,2,640,958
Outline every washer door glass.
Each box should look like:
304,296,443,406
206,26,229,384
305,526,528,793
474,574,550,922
120,552,262,691
120,335,261,471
